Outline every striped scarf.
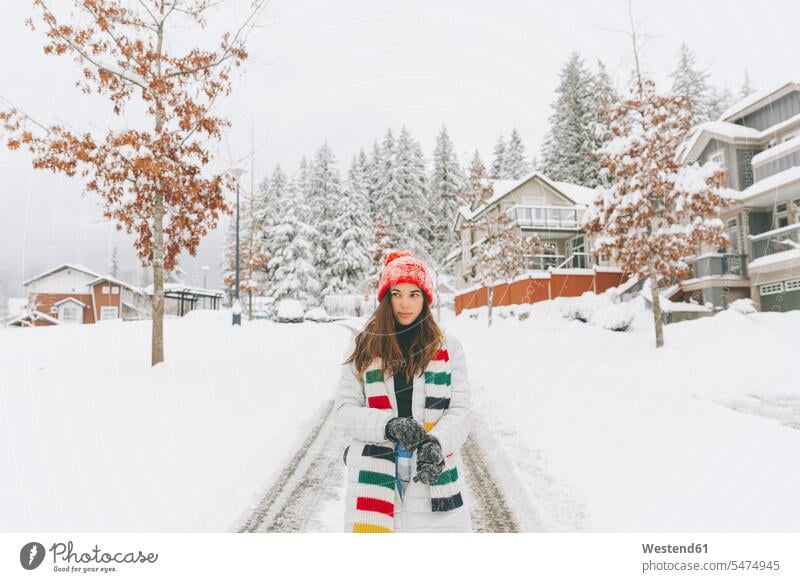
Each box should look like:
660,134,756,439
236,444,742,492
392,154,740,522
351,345,464,533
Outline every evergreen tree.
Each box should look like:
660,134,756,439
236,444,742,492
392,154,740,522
109,245,120,278
540,51,606,186
394,125,433,256
429,125,465,263
739,71,754,100
306,142,342,291
325,155,372,294
707,85,734,121
489,135,506,179
264,171,321,310
503,128,530,179
460,150,493,211
669,43,713,124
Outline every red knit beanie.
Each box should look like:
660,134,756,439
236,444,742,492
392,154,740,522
376,250,435,306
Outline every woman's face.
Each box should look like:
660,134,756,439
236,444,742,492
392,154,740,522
390,283,424,325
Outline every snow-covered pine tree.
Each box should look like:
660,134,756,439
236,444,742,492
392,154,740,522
489,135,506,179
367,140,382,218
460,149,493,211
109,245,120,278
366,216,400,290
582,73,730,348
707,85,734,121
540,52,607,187
461,159,543,327
373,128,403,237
740,71,754,100
429,125,465,264
503,128,531,179
394,125,434,256
324,155,372,295
669,43,714,124
260,165,288,296
306,142,342,291
265,171,321,311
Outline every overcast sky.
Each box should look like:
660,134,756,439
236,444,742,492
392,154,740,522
1,0,798,297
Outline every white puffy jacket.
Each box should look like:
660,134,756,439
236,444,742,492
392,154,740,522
333,332,473,533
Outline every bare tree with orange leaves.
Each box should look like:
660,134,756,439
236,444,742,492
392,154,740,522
0,0,265,365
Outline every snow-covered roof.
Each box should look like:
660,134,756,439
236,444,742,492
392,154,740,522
739,165,800,202
464,171,597,222
143,283,224,297
550,180,599,206
22,263,103,286
6,310,61,326
747,248,800,271
751,137,800,167
680,112,800,165
719,81,799,123
53,297,88,308
679,121,761,164
87,275,145,294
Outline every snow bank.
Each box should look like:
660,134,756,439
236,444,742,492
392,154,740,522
0,313,351,531
448,297,800,531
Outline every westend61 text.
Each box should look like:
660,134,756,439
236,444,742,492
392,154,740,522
642,543,708,554
49,541,159,564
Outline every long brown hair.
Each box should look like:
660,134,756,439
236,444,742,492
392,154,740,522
344,290,444,382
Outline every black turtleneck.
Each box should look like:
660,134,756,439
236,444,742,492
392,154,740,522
393,317,418,418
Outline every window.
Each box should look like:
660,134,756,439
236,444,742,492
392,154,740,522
100,306,118,320
774,203,789,229
111,287,119,294
785,279,800,292
101,285,110,294
760,282,784,296
726,218,739,253
709,149,723,165
61,306,79,321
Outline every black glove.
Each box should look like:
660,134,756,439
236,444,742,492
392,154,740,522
384,417,428,451
413,436,445,484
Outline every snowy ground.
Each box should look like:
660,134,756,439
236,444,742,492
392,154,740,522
1,295,799,532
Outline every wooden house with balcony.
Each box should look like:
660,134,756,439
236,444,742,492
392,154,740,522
678,81,800,312
447,172,625,313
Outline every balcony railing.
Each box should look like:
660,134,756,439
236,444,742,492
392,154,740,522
522,254,564,270
686,253,748,278
749,223,800,260
522,253,593,270
506,205,580,229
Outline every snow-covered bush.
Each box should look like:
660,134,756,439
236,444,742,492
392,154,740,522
728,298,756,315
558,291,610,323
304,306,329,322
590,303,634,332
275,299,305,323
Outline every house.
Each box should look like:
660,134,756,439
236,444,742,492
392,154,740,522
678,81,800,312
8,263,150,327
448,172,625,313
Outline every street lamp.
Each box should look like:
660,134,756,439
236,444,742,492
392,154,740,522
229,167,246,325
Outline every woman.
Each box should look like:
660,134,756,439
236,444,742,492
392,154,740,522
333,250,473,533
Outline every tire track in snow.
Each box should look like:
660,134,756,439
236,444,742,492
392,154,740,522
237,399,343,532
